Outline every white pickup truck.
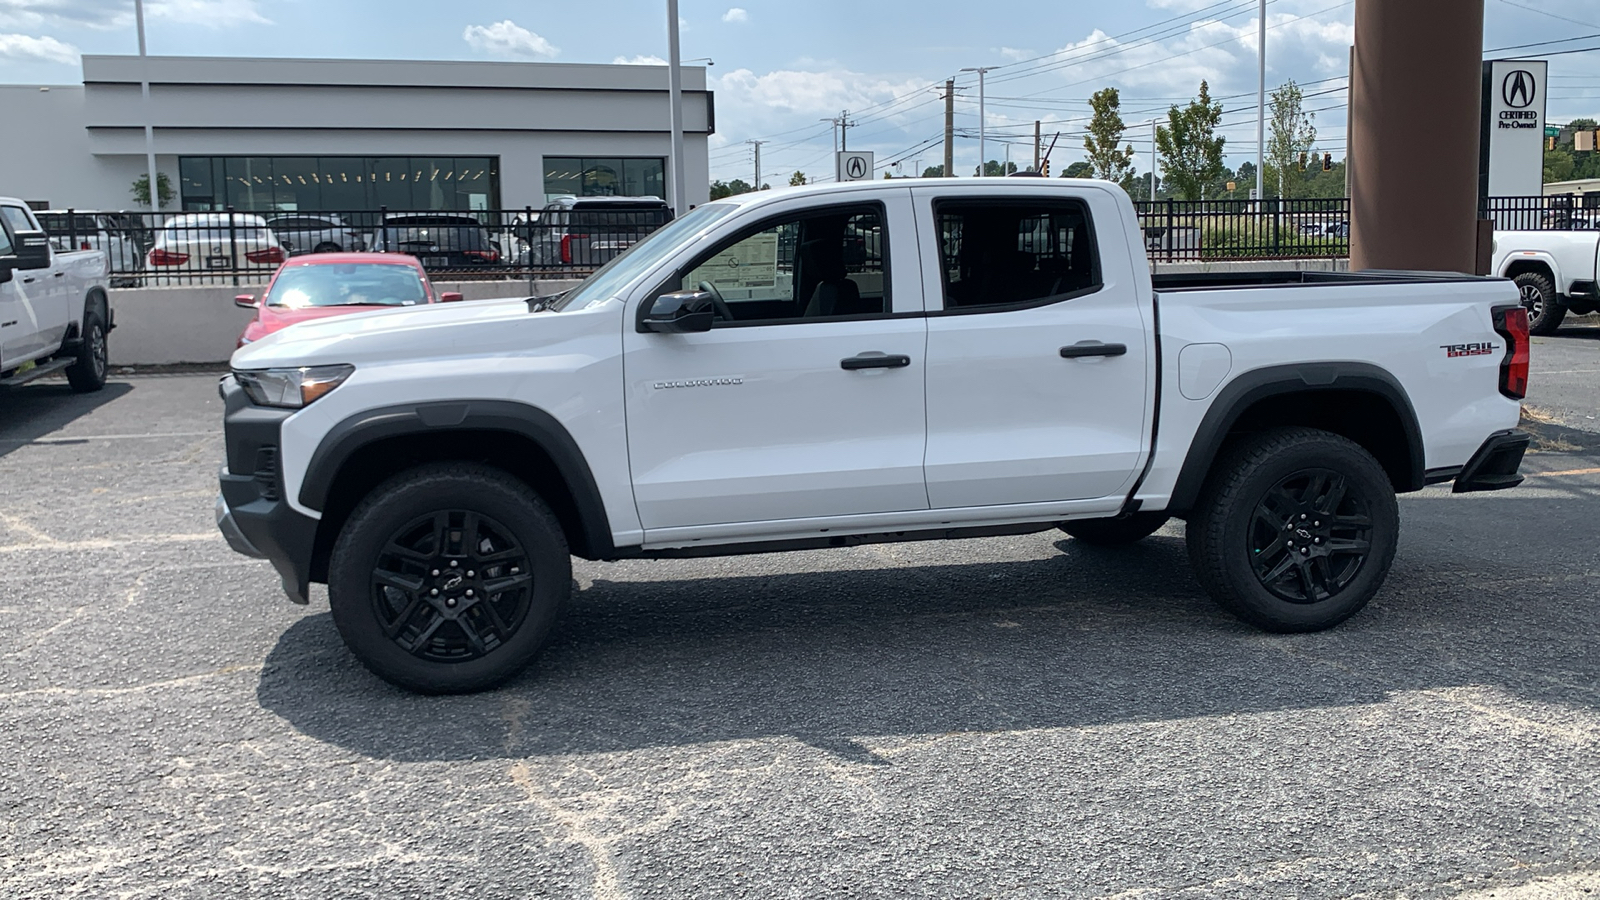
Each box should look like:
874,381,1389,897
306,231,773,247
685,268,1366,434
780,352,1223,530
217,179,1532,693
1491,228,1600,334
0,199,113,392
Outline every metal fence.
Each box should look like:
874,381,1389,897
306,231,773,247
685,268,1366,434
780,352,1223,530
1482,195,1600,232
41,206,674,286
1133,198,1350,262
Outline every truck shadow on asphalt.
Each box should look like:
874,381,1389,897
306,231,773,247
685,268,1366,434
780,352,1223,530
0,380,133,461
255,512,1600,763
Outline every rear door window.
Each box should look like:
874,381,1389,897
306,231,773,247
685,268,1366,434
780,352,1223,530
934,199,1100,311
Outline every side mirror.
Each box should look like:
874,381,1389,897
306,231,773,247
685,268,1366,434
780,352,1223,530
638,290,716,334
234,294,257,309
10,231,51,271
439,291,464,303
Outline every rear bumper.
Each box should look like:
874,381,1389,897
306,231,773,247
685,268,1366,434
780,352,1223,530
1452,429,1530,494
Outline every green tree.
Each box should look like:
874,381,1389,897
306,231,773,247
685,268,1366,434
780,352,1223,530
1062,161,1094,179
1083,88,1137,187
979,160,1019,177
1154,80,1226,201
709,178,754,200
789,170,808,186
1265,80,1317,199
1545,148,1576,183
921,165,945,178
130,173,173,208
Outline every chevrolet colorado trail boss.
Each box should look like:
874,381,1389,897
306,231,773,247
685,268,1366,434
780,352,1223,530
218,180,1532,693
0,198,112,392
1491,225,1600,334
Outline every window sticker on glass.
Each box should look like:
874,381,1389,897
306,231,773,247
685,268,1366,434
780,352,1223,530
690,231,785,299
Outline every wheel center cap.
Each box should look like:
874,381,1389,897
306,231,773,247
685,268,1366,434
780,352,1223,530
439,570,466,591
1296,527,1313,540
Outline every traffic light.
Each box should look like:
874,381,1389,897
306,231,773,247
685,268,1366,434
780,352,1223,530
1298,152,1308,172
1322,152,1333,172
1041,158,1051,176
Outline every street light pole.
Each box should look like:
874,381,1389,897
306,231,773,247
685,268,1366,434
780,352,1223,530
134,0,159,213
666,0,687,216
961,66,995,175
1256,0,1266,204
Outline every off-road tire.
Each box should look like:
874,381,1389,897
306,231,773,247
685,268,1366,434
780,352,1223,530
1513,271,1566,336
1060,513,1170,546
328,463,571,694
1186,427,1399,633
64,307,108,393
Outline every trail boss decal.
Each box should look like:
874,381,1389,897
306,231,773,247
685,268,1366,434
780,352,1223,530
1440,342,1497,358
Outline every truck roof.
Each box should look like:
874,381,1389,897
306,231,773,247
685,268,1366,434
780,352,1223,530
702,176,1126,212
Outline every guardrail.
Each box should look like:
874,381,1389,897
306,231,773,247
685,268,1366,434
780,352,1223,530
41,206,673,286
1133,198,1350,262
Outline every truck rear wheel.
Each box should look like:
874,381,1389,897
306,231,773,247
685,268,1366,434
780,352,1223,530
1186,428,1399,633
1059,513,1169,545
328,463,571,694
64,308,108,393
1513,271,1566,336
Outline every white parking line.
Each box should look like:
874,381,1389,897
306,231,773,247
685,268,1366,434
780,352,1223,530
0,431,218,446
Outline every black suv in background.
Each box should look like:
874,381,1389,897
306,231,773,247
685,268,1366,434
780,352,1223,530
369,214,501,270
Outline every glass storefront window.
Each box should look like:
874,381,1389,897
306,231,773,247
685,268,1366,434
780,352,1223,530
177,156,501,211
544,157,667,200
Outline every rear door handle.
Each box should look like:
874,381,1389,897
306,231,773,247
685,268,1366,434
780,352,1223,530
1059,341,1127,359
53,272,65,278
841,353,912,370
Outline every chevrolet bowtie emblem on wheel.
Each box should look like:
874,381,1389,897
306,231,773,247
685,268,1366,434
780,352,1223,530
1503,70,1535,109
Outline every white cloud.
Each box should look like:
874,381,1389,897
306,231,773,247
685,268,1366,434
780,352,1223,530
0,0,268,30
0,31,77,64
722,7,747,23
612,54,668,66
462,19,559,59
999,47,1034,62
714,67,927,119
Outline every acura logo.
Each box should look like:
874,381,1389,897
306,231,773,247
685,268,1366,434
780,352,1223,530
846,157,867,179
1503,70,1536,109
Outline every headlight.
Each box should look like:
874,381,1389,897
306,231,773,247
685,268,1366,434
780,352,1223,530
234,364,354,409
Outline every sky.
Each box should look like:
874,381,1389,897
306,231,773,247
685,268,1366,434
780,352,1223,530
2,0,1598,185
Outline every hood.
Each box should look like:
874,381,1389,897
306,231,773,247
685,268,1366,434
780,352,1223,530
244,302,423,342
230,295,556,369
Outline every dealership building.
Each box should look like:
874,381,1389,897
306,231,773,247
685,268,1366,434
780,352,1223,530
2,54,714,213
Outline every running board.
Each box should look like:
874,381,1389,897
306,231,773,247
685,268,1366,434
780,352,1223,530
0,358,74,389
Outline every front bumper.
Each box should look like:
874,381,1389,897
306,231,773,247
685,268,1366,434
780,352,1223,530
218,376,319,604
1453,429,1531,494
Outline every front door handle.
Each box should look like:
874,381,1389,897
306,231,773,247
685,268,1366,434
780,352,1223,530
53,272,65,278
1060,341,1127,359
841,353,912,370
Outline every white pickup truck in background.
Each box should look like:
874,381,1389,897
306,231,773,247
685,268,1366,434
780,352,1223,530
1491,228,1600,334
0,198,113,392
217,179,1532,694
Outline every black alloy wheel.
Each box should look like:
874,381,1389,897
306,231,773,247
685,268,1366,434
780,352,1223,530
1247,469,1373,603
371,510,534,663
65,309,108,393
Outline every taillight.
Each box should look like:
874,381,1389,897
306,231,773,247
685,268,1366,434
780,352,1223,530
80,241,91,251
464,249,499,263
148,248,189,266
1492,305,1530,401
560,233,589,264
246,247,285,265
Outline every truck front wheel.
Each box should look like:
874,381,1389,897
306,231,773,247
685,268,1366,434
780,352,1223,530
328,463,571,694
64,308,108,393
1186,428,1399,633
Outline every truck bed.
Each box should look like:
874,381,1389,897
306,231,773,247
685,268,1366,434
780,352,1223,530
1153,270,1495,293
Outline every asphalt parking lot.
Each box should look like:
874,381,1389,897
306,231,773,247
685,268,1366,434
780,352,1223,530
2,324,1599,899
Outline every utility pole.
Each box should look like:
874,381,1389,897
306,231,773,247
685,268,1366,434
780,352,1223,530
1034,120,1041,172
1150,118,1158,200
666,0,687,216
943,79,956,177
134,0,160,214
839,110,856,151
747,139,767,189
1256,0,1266,205
961,66,995,175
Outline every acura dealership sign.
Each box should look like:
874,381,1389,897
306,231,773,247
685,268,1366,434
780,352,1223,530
1481,59,1547,201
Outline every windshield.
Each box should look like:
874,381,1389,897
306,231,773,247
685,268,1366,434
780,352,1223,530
265,263,428,308
551,204,738,311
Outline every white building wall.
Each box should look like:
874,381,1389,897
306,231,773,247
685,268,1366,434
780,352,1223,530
2,56,712,211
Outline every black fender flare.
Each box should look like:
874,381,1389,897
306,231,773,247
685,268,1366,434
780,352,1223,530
1166,362,1426,513
299,399,616,558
